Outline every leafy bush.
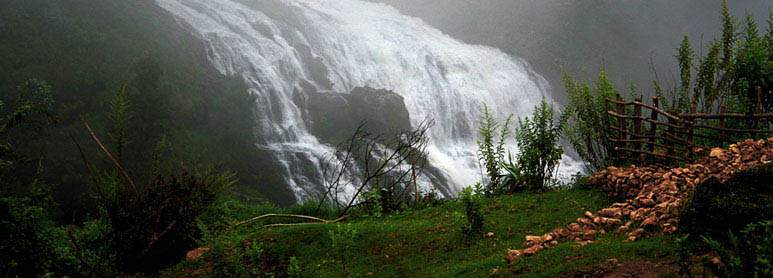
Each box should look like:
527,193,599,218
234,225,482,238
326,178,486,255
1,79,55,196
736,221,773,276
680,163,773,241
362,188,384,217
563,71,618,171
329,223,358,275
0,80,70,276
287,256,301,277
701,221,772,277
460,186,485,241
476,105,511,194
65,218,116,276
0,197,73,276
501,100,566,192
96,170,236,274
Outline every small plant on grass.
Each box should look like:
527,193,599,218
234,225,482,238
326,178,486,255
501,100,567,192
362,185,383,217
459,186,484,241
329,224,358,275
287,256,301,277
477,105,512,195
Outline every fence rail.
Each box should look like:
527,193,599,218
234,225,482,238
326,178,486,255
606,88,773,163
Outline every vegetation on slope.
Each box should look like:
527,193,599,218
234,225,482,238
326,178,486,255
168,187,682,277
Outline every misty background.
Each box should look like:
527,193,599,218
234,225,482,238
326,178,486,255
373,0,771,101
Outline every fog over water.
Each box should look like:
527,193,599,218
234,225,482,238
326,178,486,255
373,0,771,101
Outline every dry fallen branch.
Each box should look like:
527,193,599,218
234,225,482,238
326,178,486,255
233,214,348,228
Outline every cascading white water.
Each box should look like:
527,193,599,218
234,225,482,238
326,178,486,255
156,0,583,201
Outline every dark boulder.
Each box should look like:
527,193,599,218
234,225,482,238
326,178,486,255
298,86,412,144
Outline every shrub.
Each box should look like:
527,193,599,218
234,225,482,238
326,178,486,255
501,100,566,192
65,218,116,276
563,72,617,171
701,221,773,277
0,197,73,276
736,221,773,276
477,105,511,194
680,163,773,242
460,186,485,241
329,223,358,275
287,256,301,277
1,79,55,196
362,188,383,217
96,170,236,274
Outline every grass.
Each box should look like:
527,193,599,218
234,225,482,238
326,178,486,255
166,187,680,277
507,235,678,277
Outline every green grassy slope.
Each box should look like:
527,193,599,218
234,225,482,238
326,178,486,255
169,188,679,277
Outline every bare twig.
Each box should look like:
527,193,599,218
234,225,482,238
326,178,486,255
82,118,138,195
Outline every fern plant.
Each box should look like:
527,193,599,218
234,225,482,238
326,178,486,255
476,105,511,195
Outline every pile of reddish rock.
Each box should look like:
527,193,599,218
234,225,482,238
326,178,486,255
506,138,773,263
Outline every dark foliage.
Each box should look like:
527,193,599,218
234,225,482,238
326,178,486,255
680,163,773,242
0,81,72,276
0,197,71,276
98,171,235,274
0,0,277,212
734,221,773,276
695,221,773,277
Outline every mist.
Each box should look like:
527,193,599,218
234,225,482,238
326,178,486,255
372,0,771,101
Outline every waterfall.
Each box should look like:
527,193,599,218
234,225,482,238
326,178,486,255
155,0,582,201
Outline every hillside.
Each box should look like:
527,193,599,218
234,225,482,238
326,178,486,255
169,188,681,277
0,0,295,208
165,138,772,277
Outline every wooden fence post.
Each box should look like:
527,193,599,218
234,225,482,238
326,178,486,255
648,96,659,156
685,103,696,154
666,110,677,160
719,104,726,130
633,95,643,162
752,86,763,139
616,94,627,162
718,103,727,147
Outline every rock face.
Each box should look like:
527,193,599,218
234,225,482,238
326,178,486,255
506,138,773,264
298,87,412,144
